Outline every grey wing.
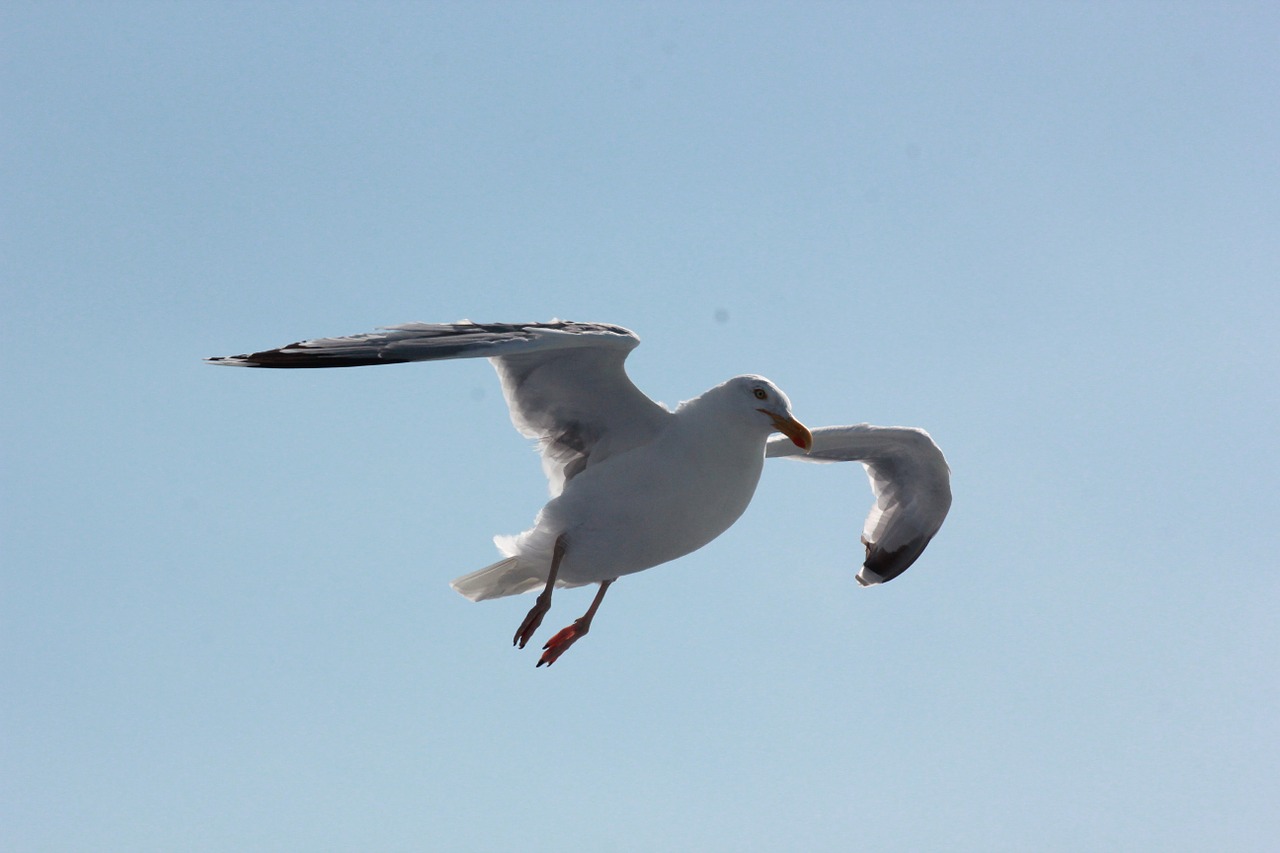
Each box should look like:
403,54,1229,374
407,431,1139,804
207,319,640,368
767,424,952,586
208,320,672,495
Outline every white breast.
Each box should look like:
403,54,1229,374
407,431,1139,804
547,410,767,585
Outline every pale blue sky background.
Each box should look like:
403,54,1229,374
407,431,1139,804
3,2,1277,850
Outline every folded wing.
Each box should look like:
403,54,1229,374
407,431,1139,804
208,320,672,495
766,424,952,586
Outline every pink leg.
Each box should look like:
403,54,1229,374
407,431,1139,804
513,535,566,649
537,578,614,668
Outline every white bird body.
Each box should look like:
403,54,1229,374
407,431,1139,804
455,376,777,599
208,320,951,665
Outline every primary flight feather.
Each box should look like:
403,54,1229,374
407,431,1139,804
208,320,951,666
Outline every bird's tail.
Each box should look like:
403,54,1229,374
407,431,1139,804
451,519,572,601
450,555,547,601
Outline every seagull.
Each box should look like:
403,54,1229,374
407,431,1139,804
208,320,951,666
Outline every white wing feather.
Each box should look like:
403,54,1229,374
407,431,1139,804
207,320,672,496
767,424,952,586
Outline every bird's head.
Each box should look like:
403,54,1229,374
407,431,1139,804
726,375,812,451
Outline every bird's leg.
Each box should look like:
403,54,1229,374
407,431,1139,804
513,535,566,649
537,578,614,668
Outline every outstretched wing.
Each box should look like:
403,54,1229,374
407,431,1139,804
208,320,672,495
767,424,952,586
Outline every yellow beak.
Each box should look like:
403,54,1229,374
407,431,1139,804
762,410,813,452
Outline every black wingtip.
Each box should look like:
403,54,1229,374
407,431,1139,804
204,349,413,368
858,535,931,586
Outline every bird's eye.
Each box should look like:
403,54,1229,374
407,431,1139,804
753,388,768,400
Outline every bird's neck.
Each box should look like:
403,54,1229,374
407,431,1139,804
673,391,770,459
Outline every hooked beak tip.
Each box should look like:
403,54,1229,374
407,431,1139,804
764,410,812,452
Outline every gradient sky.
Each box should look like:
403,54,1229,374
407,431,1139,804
3,3,1277,850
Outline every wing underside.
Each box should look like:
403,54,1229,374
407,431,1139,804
767,424,952,585
209,320,672,494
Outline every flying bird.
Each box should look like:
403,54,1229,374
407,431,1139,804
208,321,951,666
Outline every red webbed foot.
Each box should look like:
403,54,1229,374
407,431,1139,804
536,620,587,667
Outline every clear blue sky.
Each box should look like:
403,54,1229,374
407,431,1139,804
3,2,1277,850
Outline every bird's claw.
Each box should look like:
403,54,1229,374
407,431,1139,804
536,620,586,667
513,596,550,649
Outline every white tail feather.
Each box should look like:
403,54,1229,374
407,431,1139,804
449,556,548,601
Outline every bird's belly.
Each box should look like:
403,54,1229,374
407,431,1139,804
550,444,764,583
